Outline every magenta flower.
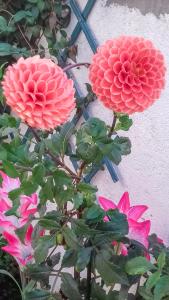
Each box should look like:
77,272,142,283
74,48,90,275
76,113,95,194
98,192,150,255
0,171,20,213
0,172,38,231
2,225,34,266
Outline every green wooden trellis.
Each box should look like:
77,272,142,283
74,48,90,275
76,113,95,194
23,0,119,183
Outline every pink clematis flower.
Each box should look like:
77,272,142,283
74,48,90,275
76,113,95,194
2,225,34,266
98,192,151,255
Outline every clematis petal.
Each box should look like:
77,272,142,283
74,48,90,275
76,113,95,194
98,196,117,211
117,192,130,214
128,205,148,221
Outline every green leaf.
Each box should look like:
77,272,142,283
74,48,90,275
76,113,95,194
95,209,128,239
13,11,32,22
2,161,19,178
95,252,129,285
115,115,133,131
125,257,156,275
0,16,7,31
34,235,55,264
146,270,161,290
154,276,169,300
62,249,77,268
76,247,92,272
0,43,29,57
86,204,104,221
73,192,84,209
0,113,19,128
27,264,51,284
39,218,60,230
91,282,107,300
24,289,50,299
21,180,38,195
0,145,7,160
139,287,153,300
62,226,79,249
32,164,45,185
77,182,97,193
61,273,82,300
157,251,166,271
0,269,22,297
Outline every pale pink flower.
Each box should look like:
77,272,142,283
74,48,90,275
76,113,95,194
2,225,34,266
89,36,166,114
2,56,76,130
98,192,150,255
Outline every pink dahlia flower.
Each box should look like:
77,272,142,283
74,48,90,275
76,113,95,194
2,225,34,266
89,36,166,114
2,56,76,130
98,192,150,255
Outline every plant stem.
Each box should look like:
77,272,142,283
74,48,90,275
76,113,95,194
108,112,117,138
20,270,26,290
86,251,92,300
30,128,80,180
63,63,90,72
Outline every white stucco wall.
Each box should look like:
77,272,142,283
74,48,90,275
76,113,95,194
68,0,169,243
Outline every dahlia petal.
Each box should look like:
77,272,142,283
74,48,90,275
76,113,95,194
2,57,75,130
89,36,166,114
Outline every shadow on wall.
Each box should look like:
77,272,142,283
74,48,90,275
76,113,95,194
105,0,169,17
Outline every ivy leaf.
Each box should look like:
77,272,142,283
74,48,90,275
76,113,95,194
61,273,82,300
115,115,133,131
125,257,156,275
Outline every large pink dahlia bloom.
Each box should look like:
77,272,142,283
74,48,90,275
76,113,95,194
2,56,75,130
99,192,150,255
89,36,166,114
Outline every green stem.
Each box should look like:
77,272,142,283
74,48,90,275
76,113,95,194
108,112,117,138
